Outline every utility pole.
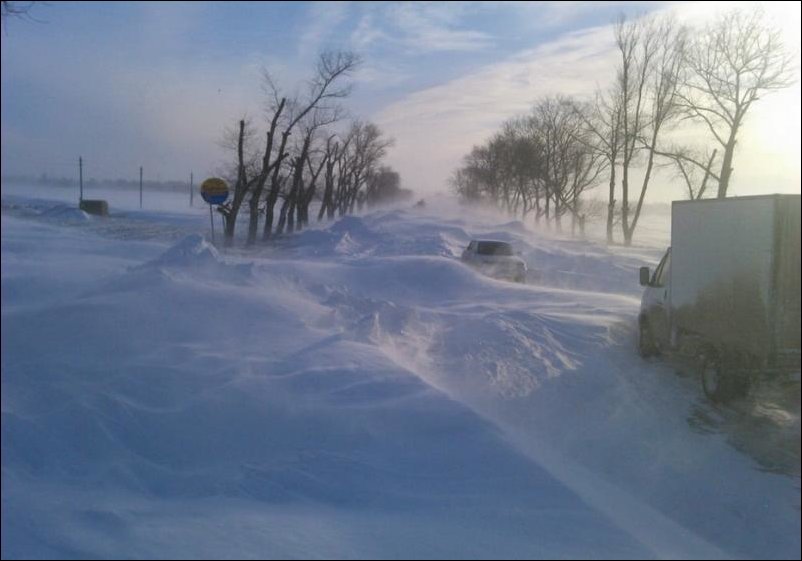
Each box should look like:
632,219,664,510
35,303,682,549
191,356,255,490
79,156,83,203
139,166,143,209
190,171,194,206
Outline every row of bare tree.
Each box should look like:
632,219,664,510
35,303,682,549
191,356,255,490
218,51,396,246
451,96,604,237
452,8,794,245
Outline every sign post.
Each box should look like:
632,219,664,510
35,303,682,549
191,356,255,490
200,177,229,244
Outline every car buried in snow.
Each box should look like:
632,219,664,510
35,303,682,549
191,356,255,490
638,194,801,403
461,240,527,283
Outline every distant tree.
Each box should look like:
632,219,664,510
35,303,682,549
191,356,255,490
366,166,407,207
317,134,351,221
451,96,602,237
677,8,795,198
534,96,604,235
336,121,394,216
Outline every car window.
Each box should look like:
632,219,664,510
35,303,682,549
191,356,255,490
477,242,513,256
652,249,671,287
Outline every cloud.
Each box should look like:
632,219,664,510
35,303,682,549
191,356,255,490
3,0,797,199
372,25,617,193
349,12,390,51
347,2,494,54
298,1,351,58
372,1,801,199
387,3,494,53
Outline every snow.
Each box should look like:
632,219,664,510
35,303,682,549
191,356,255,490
2,184,799,559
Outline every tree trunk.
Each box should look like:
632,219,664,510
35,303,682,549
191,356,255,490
223,119,248,246
606,159,616,244
621,166,630,246
262,131,291,241
717,133,737,199
246,99,285,246
263,203,275,240
277,195,290,235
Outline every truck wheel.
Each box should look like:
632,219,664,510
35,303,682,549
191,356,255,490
638,318,658,358
699,352,748,403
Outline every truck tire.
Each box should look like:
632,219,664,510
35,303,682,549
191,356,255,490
638,318,658,358
699,351,749,403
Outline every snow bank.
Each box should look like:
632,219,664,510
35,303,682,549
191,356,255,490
2,188,798,559
40,204,93,222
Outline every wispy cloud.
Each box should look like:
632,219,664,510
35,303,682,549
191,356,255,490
298,1,351,58
387,2,494,53
349,12,390,51
372,25,616,193
2,0,797,197
346,2,494,54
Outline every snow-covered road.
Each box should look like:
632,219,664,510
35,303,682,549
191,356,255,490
2,186,799,559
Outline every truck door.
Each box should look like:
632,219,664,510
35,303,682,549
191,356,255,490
645,249,671,349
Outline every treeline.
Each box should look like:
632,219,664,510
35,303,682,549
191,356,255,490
218,51,404,246
451,8,794,245
2,174,191,192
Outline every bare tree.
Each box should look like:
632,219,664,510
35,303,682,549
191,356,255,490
626,16,685,244
677,8,795,198
657,146,719,200
243,80,287,245
535,97,603,234
261,51,360,240
217,118,262,245
452,97,601,236
336,121,393,216
615,15,686,245
614,15,651,245
2,1,38,24
365,166,404,207
276,107,341,236
317,135,348,221
577,88,623,243
216,51,360,245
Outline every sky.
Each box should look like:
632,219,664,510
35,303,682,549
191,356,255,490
1,1,800,201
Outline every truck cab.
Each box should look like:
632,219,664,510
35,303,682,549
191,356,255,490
638,248,671,357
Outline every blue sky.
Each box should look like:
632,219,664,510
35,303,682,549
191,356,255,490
2,1,800,198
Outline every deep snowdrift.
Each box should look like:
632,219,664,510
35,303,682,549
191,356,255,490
1,189,799,559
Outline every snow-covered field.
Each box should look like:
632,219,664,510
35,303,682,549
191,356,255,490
2,183,799,559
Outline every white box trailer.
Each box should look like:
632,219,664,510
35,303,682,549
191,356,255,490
638,194,800,401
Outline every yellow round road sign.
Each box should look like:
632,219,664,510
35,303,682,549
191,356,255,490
201,177,229,204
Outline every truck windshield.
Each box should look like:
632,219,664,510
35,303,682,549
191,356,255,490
477,242,514,256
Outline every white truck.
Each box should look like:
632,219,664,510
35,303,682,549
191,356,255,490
638,194,801,401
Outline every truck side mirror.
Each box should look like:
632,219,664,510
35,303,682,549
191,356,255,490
639,266,651,286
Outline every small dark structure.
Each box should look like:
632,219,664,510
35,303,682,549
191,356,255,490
79,199,109,216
